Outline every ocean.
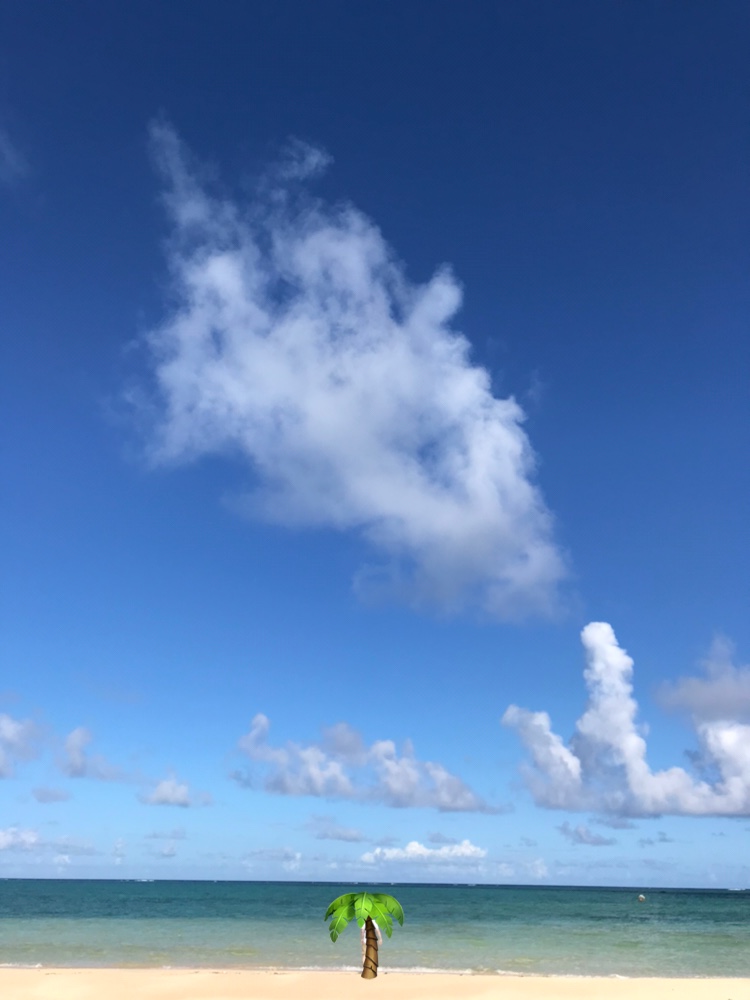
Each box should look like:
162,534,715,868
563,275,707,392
0,880,747,976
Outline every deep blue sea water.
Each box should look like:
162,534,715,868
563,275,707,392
0,880,748,976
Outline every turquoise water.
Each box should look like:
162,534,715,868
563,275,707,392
0,880,748,976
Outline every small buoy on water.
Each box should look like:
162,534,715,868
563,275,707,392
637,894,646,903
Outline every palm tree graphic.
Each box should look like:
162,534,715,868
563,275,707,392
324,890,405,978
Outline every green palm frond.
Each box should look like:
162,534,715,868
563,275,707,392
353,892,374,926
367,895,402,938
324,890,404,944
324,900,356,942
324,893,358,921
372,893,405,925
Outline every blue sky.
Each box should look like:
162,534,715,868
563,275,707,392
1,2,748,887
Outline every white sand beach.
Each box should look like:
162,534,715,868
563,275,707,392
0,970,746,1000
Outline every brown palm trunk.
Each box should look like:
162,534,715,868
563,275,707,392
361,915,379,978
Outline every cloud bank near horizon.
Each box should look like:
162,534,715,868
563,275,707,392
503,622,750,817
361,837,486,864
137,122,566,619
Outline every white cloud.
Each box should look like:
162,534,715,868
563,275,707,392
558,822,615,846
141,776,194,807
0,827,39,851
137,122,566,619
361,838,486,864
528,857,548,879
503,622,750,817
60,727,122,780
658,636,750,722
0,712,38,777
235,713,500,812
501,705,582,809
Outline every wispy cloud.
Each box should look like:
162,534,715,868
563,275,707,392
234,713,501,813
112,839,126,865
244,847,302,872
60,727,123,780
527,858,548,879
32,786,71,804
0,712,39,777
0,128,28,185
0,828,96,857
503,623,750,817
658,636,750,722
558,821,615,846
305,814,365,842
361,838,486,864
427,831,460,845
136,122,566,619
593,815,636,830
638,831,673,847
145,827,187,840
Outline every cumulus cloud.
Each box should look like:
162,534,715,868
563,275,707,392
141,776,203,807
361,838,486,864
0,827,40,851
60,727,123,780
234,713,500,812
503,622,750,817
558,822,615,846
0,712,39,776
658,636,750,722
136,122,566,619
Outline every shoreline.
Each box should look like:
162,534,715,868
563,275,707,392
1,965,749,977
0,969,746,1000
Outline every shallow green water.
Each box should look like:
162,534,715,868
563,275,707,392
0,880,747,976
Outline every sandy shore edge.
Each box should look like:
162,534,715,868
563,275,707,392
0,969,746,1000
